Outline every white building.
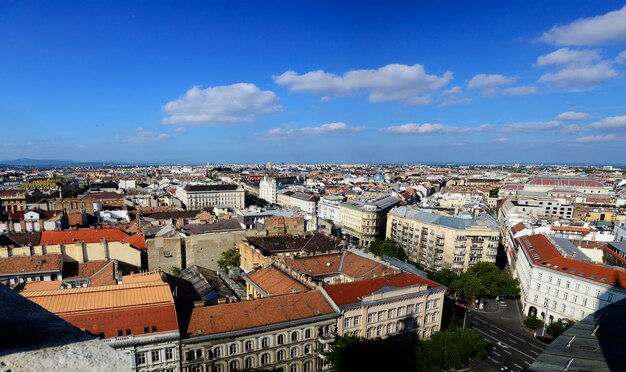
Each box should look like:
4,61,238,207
179,184,245,210
259,177,278,204
318,195,346,225
514,234,626,324
277,191,318,214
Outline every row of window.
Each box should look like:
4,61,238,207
135,348,175,366
189,359,315,372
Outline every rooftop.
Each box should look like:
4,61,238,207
40,229,130,245
245,265,311,296
186,290,335,338
184,184,240,192
0,253,63,276
527,177,606,188
390,206,499,230
247,234,341,255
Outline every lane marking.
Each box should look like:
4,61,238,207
469,313,546,352
515,363,524,369
472,327,539,362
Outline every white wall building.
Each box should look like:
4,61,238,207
318,195,345,225
259,177,278,204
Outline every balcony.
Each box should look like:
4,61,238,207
319,334,336,344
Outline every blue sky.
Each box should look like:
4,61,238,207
1,1,626,164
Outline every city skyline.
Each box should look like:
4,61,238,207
2,1,626,163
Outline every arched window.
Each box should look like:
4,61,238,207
367,328,373,338
213,346,222,358
291,331,299,342
277,334,285,345
387,323,394,334
191,366,202,372
261,337,270,348
229,343,238,355
277,349,286,361
304,344,312,354
260,353,270,365
304,328,312,339
213,364,223,372
244,340,253,352
290,364,298,372
291,347,298,358
244,356,254,369
376,325,382,337
229,360,239,371
396,321,403,331
304,361,312,372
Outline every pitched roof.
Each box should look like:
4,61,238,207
511,222,527,235
324,273,443,307
186,290,335,337
0,254,63,276
245,265,310,296
40,229,130,245
518,234,626,289
247,234,340,255
18,280,62,292
121,233,147,250
283,253,343,276
184,184,239,192
340,251,394,280
527,177,605,188
0,232,41,247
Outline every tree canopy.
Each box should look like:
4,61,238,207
428,268,460,287
448,262,520,301
416,327,488,371
369,239,407,260
217,247,241,272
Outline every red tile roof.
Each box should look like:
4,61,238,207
121,233,147,250
518,234,626,289
324,273,443,307
246,265,310,296
186,290,335,337
282,253,343,276
40,229,130,245
0,254,63,275
552,226,591,234
511,222,527,235
527,178,605,188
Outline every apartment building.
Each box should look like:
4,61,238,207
387,206,500,272
514,234,626,324
181,290,338,372
318,195,346,225
323,273,446,341
339,196,401,247
277,191,318,214
259,177,278,204
179,184,245,210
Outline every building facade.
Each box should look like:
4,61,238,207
179,184,245,210
259,177,278,204
387,206,500,272
318,195,345,225
339,196,400,247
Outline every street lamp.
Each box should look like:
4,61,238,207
463,310,471,329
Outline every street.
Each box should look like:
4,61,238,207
464,309,546,371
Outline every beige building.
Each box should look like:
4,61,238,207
387,206,500,272
181,290,338,372
0,189,27,213
339,196,400,247
179,184,245,210
323,273,446,341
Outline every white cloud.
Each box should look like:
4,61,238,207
616,51,626,64
162,83,281,125
536,48,601,67
116,128,171,144
540,5,626,46
261,122,366,141
589,115,626,131
574,134,618,143
381,123,491,135
438,86,472,107
273,63,453,104
555,111,591,120
503,86,539,96
491,137,510,144
468,74,516,90
500,120,580,134
536,49,617,90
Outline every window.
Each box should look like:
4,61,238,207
144,326,149,333
151,350,160,363
354,316,361,326
398,307,404,316
117,330,123,337
432,313,437,322
565,281,570,289
536,283,541,291
164,250,172,257
152,325,157,332
191,366,202,372
291,364,298,372
595,289,601,298
245,340,253,352
387,323,394,334
277,334,284,345
304,361,312,372
229,344,237,355
367,313,374,323
305,329,312,339
277,349,285,361
165,348,174,360
136,352,147,366
291,347,298,358
244,357,254,369
260,353,270,365
425,314,430,323
125,329,131,335
261,337,269,348
367,328,374,338
426,301,431,310
560,304,566,312
583,298,588,307
291,331,299,342
433,299,439,308
213,364,223,372
406,305,413,314
378,311,385,321
557,278,561,286
538,273,542,280
304,344,312,354
213,346,222,358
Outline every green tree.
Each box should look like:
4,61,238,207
368,239,407,260
524,316,544,330
449,273,485,302
451,262,520,300
428,268,460,287
547,319,575,338
416,328,488,372
170,266,181,276
325,336,416,372
217,248,241,272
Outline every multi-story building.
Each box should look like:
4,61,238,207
259,177,278,204
514,234,626,324
0,189,27,213
615,220,626,242
22,272,181,372
179,184,245,210
318,195,346,225
277,191,318,214
181,290,338,372
339,196,401,247
323,273,446,340
387,206,500,272
0,253,63,286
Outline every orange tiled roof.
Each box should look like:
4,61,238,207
283,253,343,275
324,273,443,307
340,251,393,280
19,280,62,292
121,233,147,250
0,254,63,275
122,271,163,284
552,226,591,234
511,222,527,235
22,281,174,314
518,234,626,289
186,290,335,337
40,229,130,245
246,265,310,296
